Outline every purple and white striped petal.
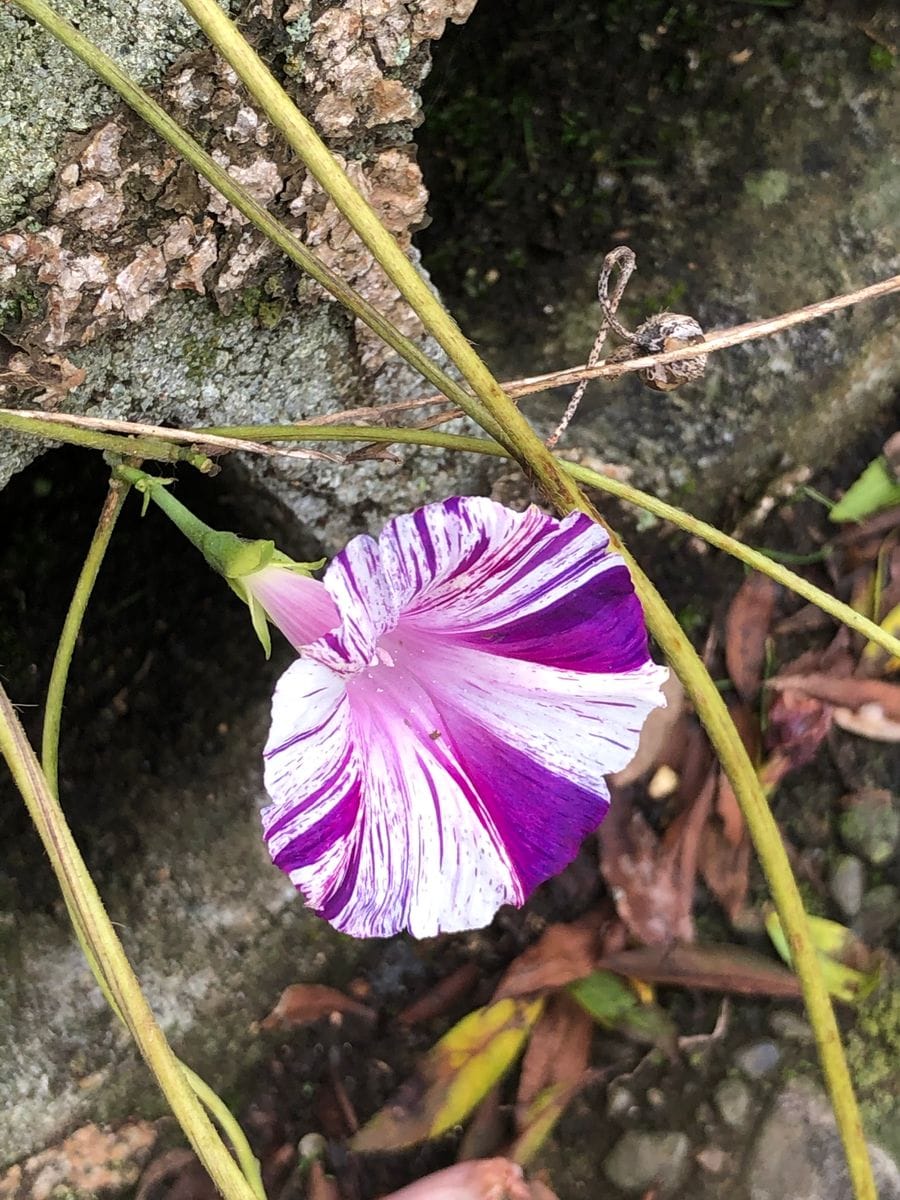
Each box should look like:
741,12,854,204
262,656,521,937
260,497,668,938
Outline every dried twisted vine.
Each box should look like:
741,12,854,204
546,247,637,450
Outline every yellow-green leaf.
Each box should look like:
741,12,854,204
829,457,900,523
351,997,543,1152
510,1080,587,1165
568,970,678,1056
862,600,900,672
765,910,880,1004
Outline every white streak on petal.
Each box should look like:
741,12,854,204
262,657,524,938
402,637,669,787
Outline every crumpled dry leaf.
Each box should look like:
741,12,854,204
259,983,376,1030
768,673,900,721
725,572,779,702
136,1149,216,1200
599,790,706,945
493,916,604,1000
515,995,593,1116
610,672,684,786
352,998,543,1153
399,963,481,1026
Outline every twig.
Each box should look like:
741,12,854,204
0,410,344,464
374,272,900,419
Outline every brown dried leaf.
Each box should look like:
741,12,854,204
308,1161,343,1200
725,573,778,702
457,1085,505,1162
515,995,593,1116
509,1074,597,1167
494,917,603,1000
595,943,802,998
399,963,481,1026
768,674,900,721
599,791,706,945
699,809,751,923
136,1150,216,1200
260,983,376,1030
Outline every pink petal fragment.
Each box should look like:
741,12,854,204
245,564,338,650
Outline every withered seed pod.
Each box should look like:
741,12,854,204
610,311,708,392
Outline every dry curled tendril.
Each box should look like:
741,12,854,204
547,246,709,449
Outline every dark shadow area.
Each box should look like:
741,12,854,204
0,447,320,914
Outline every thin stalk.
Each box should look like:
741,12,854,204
8,0,506,446
0,688,261,1200
36,475,267,1200
176,0,584,511
41,477,129,796
0,410,216,470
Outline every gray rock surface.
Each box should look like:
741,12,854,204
749,1081,900,1200
839,789,900,867
1,0,482,541
420,2,900,519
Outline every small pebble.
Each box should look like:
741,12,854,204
829,854,866,917
768,1010,814,1044
714,1077,753,1129
606,1083,636,1119
603,1131,691,1195
735,1041,781,1079
838,789,899,866
696,1146,731,1174
853,884,900,942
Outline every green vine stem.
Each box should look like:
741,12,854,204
0,685,262,1200
5,409,897,661
0,410,216,471
7,0,506,447
7,4,876,1196
41,476,129,796
33,474,267,1200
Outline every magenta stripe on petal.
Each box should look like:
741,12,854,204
437,703,610,893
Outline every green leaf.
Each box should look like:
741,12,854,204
351,997,543,1152
568,971,678,1056
829,457,900,523
765,910,880,1004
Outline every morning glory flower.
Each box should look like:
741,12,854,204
250,497,667,939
